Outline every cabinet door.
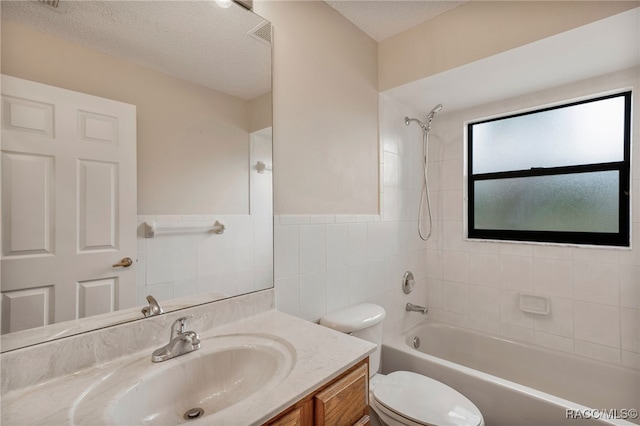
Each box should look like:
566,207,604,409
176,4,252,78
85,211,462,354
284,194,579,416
314,361,369,426
266,399,313,426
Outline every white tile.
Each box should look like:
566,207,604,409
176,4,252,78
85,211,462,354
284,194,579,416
573,301,620,348
275,275,300,317
234,270,256,295
467,285,500,321
441,159,463,190
327,224,349,267
443,220,464,251
499,323,535,344
146,252,174,285
500,290,534,328
367,222,387,261
444,281,470,314
469,252,500,287
299,225,326,274
254,267,273,291
534,331,574,353
574,340,621,364
407,250,428,281
383,256,403,293
172,250,197,281
533,245,572,260
621,308,640,353
382,221,400,257
348,223,368,265
573,261,619,305
443,251,469,283
442,190,463,222
299,271,327,321
279,215,310,225
426,278,445,310
136,254,146,286
499,243,533,257
572,246,619,264
326,266,349,313
534,297,573,337
172,278,198,299
274,225,299,279
348,263,368,305
533,258,572,299
367,260,387,297
309,215,335,224
620,265,640,308
196,275,219,295
383,151,399,188
499,255,533,291
426,249,444,280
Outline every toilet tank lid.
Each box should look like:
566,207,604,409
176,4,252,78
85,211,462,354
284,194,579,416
319,303,386,333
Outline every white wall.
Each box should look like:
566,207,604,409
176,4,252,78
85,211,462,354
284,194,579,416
380,68,638,369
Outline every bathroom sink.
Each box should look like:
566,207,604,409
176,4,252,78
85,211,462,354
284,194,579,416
71,334,295,425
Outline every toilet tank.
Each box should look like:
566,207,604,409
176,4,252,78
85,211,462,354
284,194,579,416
319,303,386,377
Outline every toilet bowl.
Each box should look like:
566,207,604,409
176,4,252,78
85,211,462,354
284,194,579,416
320,304,484,426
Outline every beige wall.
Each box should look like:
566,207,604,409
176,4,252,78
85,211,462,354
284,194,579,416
254,0,379,215
248,91,273,133
1,21,251,215
379,1,639,92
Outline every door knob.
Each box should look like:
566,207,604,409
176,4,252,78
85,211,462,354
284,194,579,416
112,257,133,268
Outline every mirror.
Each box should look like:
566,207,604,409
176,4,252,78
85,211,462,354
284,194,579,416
0,0,273,352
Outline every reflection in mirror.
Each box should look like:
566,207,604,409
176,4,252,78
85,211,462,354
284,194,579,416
0,0,273,352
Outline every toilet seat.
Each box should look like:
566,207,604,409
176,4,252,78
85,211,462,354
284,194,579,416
371,371,483,426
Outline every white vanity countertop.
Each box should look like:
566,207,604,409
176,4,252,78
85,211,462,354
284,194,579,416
1,309,375,426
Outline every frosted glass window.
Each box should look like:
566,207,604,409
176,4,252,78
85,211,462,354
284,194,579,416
467,91,631,247
474,171,619,233
472,96,626,174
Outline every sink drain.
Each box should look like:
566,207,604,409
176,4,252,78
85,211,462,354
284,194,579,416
183,408,204,421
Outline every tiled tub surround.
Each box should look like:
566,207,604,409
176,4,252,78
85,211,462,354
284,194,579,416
380,67,640,370
1,289,375,425
137,214,273,304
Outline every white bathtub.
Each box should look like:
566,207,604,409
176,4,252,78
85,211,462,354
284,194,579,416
381,321,639,426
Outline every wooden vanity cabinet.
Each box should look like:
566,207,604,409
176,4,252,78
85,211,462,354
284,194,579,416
264,358,370,426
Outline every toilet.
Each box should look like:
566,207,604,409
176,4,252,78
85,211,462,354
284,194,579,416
319,304,484,426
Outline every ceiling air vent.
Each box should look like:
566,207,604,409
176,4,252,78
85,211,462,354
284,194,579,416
248,21,272,46
38,0,59,8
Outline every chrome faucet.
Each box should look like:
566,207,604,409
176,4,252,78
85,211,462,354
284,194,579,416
142,295,164,317
406,303,428,315
152,316,201,362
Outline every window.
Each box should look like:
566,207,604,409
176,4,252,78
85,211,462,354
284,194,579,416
467,91,631,247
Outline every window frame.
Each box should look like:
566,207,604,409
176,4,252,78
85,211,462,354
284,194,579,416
467,91,632,247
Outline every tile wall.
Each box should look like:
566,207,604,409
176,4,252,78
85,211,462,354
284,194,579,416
136,215,273,304
390,68,639,369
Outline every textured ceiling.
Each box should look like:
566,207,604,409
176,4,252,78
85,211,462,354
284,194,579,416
325,0,467,42
1,0,272,100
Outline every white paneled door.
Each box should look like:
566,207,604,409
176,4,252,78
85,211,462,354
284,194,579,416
1,75,137,334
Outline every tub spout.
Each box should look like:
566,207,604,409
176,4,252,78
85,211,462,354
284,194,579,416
406,303,428,315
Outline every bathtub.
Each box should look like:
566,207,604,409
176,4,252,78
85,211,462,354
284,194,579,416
381,320,639,426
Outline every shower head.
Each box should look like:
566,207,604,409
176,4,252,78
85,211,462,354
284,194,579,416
405,103,443,132
427,104,443,120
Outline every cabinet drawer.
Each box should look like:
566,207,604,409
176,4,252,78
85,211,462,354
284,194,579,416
314,362,369,426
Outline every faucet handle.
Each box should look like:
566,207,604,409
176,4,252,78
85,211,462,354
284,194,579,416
171,315,194,337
